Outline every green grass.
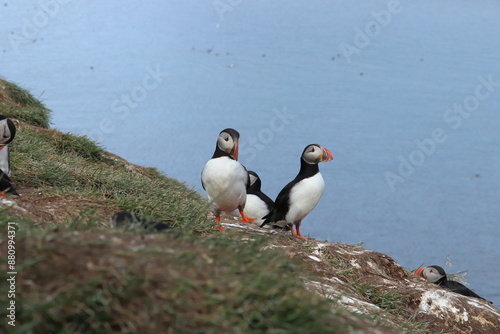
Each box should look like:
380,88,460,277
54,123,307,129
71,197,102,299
48,132,110,162
8,124,211,231
0,78,51,128
352,281,406,316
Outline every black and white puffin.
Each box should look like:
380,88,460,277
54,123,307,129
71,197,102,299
0,115,16,177
414,265,491,303
260,144,334,238
243,171,274,226
201,128,255,230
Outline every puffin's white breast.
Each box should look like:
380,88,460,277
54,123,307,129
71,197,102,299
0,146,11,176
201,157,247,211
285,172,325,224
244,194,270,225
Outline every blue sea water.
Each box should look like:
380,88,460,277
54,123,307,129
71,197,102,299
1,0,499,305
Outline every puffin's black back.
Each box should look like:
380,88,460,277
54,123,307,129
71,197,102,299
260,149,320,227
430,265,488,302
441,280,487,300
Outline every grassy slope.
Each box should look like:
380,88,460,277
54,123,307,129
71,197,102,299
0,78,434,333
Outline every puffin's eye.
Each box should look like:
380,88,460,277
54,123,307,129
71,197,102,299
224,136,229,141
311,147,315,152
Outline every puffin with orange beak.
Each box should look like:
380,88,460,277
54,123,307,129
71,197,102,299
414,265,491,303
261,144,334,238
201,128,255,230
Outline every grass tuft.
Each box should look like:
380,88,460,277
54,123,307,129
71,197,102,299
49,132,109,162
352,281,407,316
9,123,210,230
0,78,51,127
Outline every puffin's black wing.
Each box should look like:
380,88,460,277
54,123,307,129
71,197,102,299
0,169,18,195
143,220,172,231
0,169,11,182
260,180,295,227
258,191,274,211
442,280,488,301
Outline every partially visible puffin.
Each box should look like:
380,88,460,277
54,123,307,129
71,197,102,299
260,144,334,238
0,115,16,176
109,211,172,231
243,171,274,226
414,265,491,303
201,128,255,230
0,172,19,197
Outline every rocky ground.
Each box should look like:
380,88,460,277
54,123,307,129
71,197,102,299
219,215,500,334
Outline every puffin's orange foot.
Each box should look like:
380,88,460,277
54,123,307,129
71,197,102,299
239,211,256,223
214,216,224,230
290,226,308,239
291,231,308,239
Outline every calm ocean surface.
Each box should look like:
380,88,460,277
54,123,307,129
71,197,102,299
2,0,499,305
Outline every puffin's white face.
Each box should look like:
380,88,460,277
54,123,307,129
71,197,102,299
0,119,13,145
248,172,259,187
218,130,239,160
302,144,334,164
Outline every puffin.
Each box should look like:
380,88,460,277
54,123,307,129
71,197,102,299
0,115,16,177
260,144,334,238
201,128,255,230
109,211,172,231
243,171,274,226
414,265,491,303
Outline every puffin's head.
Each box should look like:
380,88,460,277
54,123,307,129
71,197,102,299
414,265,447,284
301,144,334,164
0,116,16,148
217,128,240,160
247,170,261,189
109,211,140,228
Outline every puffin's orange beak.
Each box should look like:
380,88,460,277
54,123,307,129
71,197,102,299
231,141,239,160
320,147,334,162
414,267,427,277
